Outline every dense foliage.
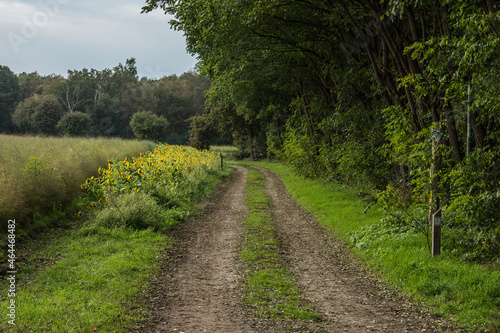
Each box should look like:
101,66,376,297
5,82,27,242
143,0,500,261
1,59,211,144
130,110,169,141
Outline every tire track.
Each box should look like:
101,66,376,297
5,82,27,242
145,165,251,333
143,165,449,333
256,166,445,332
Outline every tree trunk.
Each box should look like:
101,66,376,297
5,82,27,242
470,111,486,149
443,105,463,162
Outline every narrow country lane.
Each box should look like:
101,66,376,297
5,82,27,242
143,165,449,333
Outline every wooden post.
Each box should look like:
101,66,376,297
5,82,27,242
429,128,442,255
467,84,472,156
221,154,224,169
432,209,442,256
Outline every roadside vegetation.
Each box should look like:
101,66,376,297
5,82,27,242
240,167,322,328
241,161,500,332
0,144,229,332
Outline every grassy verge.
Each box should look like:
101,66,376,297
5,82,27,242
235,161,500,332
240,167,321,323
0,146,231,332
1,227,168,333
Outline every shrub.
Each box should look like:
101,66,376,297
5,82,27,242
130,110,169,141
93,192,178,231
57,112,92,136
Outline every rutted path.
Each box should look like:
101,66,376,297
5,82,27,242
256,166,445,332
143,165,448,332
145,165,251,332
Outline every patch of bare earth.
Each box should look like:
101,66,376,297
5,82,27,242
255,166,454,332
141,165,455,332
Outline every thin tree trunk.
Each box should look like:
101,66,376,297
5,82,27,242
443,105,463,162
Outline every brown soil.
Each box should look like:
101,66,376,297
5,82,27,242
141,165,454,332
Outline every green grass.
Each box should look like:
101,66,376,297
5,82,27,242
0,226,168,333
235,161,500,332
240,167,320,322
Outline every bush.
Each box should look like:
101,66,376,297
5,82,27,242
93,192,178,231
130,110,169,141
443,148,500,260
57,112,92,136
188,114,215,150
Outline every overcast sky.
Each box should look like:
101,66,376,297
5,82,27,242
0,0,198,79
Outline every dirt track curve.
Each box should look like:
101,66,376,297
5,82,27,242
142,165,450,332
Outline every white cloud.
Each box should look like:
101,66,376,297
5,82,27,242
0,0,196,78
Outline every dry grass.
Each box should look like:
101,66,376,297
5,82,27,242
0,135,156,233
210,145,238,153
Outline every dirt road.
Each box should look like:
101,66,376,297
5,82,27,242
143,165,448,332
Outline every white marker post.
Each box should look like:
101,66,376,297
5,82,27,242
432,209,442,256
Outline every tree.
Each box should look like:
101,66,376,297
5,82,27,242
12,94,64,135
130,110,169,141
88,92,120,136
57,112,92,136
143,0,500,259
12,94,40,133
188,114,215,150
0,65,20,133
30,96,64,135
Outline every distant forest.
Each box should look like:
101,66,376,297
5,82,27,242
0,58,217,145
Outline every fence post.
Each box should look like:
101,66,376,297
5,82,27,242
432,209,442,256
221,154,224,169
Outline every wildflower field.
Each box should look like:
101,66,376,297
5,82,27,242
80,144,225,231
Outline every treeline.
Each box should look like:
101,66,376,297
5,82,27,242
0,58,211,144
142,0,500,260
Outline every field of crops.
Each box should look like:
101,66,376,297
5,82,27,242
0,135,156,235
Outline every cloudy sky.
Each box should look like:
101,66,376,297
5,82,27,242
0,0,198,79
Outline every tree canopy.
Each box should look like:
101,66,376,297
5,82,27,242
143,0,500,260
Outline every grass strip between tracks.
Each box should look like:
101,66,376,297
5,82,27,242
240,167,321,323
